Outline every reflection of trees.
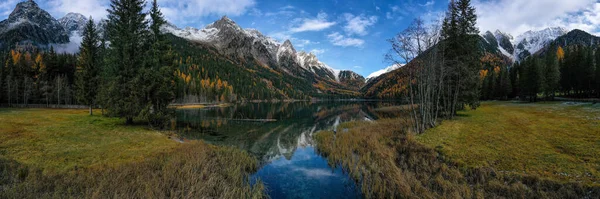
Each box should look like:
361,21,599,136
174,102,404,164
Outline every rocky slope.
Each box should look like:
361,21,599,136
58,12,87,35
0,0,69,48
161,16,362,86
512,27,568,61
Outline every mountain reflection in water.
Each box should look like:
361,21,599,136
175,101,404,199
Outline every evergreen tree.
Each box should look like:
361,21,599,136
524,58,545,102
544,46,560,100
76,17,100,115
441,0,480,115
584,46,595,96
140,0,176,128
509,62,520,98
497,65,511,99
104,0,149,124
596,47,600,97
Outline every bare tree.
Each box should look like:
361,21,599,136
386,18,445,133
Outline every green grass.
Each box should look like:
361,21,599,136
417,101,600,184
315,102,600,198
0,108,265,198
0,108,178,173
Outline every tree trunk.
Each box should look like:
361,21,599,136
126,117,134,125
89,106,93,116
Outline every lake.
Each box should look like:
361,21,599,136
175,101,403,198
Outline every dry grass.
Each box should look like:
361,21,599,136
0,108,264,198
418,101,600,184
315,107,600,198
0,108,178,173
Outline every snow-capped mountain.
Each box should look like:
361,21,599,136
482,30,514,59
58,12,87,35
482,27,567,62
513,27,568,61
161,16,354,83
0,0,68,46
366,64,403,82
296,51,340,81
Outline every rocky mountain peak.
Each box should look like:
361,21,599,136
513,27,567,61
59,12,88,34
277,39,297,62
11,0,40,17
9,0,47,21
0,0,68,46
208,15,241,31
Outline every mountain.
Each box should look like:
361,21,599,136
161,16,360,84
58,12,87,35
512,27,568,61
338,70,366,90
366,64,403,83
0,0,69,48
162,16,364,97
552,29,600,48
362,35,511,99
481,27,567,62
482,30,514,60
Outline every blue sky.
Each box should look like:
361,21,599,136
1,0,600,77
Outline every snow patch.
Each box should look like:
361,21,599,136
366,64,403,81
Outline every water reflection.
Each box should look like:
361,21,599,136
175,101,402,198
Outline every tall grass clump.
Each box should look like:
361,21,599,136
0,141,265,199
315,118,600,198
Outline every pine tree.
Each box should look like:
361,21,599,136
140,0,176,128
441,0,480,115
76,17,100,115
596,47,600,97
584,46,595,96
544,46,560,100
104,0,149,124
510,62,520,98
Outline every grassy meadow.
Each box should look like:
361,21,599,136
0,108,264,198
315,101,600,198
418,101,600,184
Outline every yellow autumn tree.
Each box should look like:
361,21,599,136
557,46,565,61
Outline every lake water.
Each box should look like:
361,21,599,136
175,101,402,199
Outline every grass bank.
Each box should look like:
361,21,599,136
0,108,264,198
418,101,600,184
315,102,600,198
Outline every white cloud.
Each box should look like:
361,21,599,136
474,0,600,36
422,1,434,7
327,32,364,47
386,12,393,19
264,6,295,17
47,0,108,20
290,12,336,33
158,0,255,25
51,33,82,54
0,0,20,16
343,13,377,36
310,48,325,55
293,38,319,47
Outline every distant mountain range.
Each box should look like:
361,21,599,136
161,16,365,87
